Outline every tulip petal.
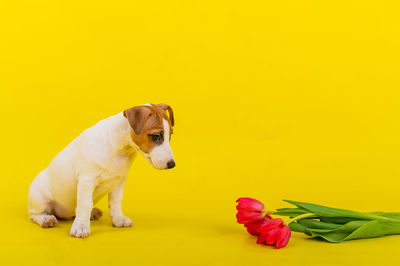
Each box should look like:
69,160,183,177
236,211,265,224
275,225,291,249
265,226,282,245
256,234,267,244
244,219,269,236
236,198,265,212
258,218,284,233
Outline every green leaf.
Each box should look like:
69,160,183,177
273,207,316,217
276,207,309,213
344,220,400,241
288,222,307,233
284,200,398,222
306,220,369,242
368,212,400,220
319,217,356,224
298,219,342,230
304,220,400,243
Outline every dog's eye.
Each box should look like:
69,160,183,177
149,133,164,144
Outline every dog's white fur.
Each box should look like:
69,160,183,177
28,111,174,237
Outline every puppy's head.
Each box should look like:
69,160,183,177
123,104,175,170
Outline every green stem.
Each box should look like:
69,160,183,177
285,213,315,225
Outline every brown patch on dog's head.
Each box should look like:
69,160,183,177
156,104,174,127
123,104,174,153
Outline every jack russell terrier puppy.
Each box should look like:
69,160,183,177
28,104,175,238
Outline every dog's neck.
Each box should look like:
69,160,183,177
107,112,137,157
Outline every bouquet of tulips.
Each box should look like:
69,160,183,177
236,198,400,249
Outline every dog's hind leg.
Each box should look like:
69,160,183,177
30,213,58,228
28,170,58,228
90,208,103,220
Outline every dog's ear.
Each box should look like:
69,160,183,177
123,106,151,135
157,104,174,126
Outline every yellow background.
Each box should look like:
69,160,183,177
1,1,400,265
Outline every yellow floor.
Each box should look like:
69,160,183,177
3,193,400,265
2,0,400,265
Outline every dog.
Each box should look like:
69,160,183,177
28,104,175,238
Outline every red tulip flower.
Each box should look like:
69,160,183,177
236,198,265,212
236,198,267,224
236,198,273,236
257,218,291,249
236,197,293,249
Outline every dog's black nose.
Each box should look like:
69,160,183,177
167,160,175,169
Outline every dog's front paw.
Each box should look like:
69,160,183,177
111,216,133,227
70,221,90,238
